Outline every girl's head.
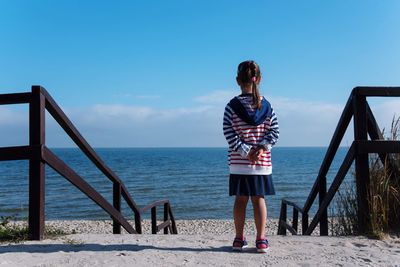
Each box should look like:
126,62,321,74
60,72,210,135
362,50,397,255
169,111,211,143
236,60,262,109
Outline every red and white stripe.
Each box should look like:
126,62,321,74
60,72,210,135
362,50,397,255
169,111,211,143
223,95,279,175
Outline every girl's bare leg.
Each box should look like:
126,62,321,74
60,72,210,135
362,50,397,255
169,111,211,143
251,196,267,238
233,196,249,238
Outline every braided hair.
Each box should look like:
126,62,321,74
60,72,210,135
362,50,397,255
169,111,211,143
237,60,262,109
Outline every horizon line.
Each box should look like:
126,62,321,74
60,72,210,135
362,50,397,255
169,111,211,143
47,145,351,149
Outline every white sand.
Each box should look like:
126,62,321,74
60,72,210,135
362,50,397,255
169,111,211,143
1,220,399,267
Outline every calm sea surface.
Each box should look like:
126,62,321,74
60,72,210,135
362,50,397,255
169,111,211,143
0,147,352,220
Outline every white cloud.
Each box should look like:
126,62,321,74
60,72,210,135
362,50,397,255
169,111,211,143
90,104,155,121
266,96,349,146
194,90,235,105
269,97,342,116
1,92,399,148
0,106,27,124
0,106,29,146
52,103,224,147
85,104,215,123
368,99,400,135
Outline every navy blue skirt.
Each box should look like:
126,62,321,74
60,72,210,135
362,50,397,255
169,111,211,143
229,174,275,196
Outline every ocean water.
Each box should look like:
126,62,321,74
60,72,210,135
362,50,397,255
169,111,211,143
0,147,351,220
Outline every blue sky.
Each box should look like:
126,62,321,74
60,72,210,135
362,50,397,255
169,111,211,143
1,0,400,147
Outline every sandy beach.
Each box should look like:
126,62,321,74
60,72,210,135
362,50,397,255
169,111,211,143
1,220,399,267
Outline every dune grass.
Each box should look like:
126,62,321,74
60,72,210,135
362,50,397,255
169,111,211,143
0,216,67,243
0,216,29,243
331,116,400,238
367,116,400,238
330,181,358,236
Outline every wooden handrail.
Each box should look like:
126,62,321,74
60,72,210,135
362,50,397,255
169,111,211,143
281,198,304,214
140,199,171,213
0,145,41,161
280,220,298,235
278,86,400,236
0,92,31,105
0,86,178,239
303,94,354,214
38,86,144,225
352,86,400,97
139,200,177,234
39,88,125,186
357,140,400,153
305,142,356,234
39,86,177,235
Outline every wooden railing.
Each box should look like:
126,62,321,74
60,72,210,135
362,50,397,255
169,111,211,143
277,86,400,236
0,86,178,240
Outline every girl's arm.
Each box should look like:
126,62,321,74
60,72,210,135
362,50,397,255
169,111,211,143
223,104,251,157
259,107,279,150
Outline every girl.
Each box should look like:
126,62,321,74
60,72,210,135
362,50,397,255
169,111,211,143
223,60,279,253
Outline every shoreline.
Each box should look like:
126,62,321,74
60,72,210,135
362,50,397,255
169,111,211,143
11,219,312,236
9,219,400,237
2,219,400,266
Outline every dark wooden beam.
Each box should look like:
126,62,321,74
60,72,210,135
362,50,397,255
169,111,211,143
353,95,371,234
157,219,171,233
353,86,400,97
279,220,297,235
113,182,122,234
164,203,169,234
168,204,178,234
357,140,400,154
302,213,309,235
28,86,45,240
292,208,299,233
0,145,41,161
319,176,328,236
277,202,287,235
0,92,31,105
151,207,157,234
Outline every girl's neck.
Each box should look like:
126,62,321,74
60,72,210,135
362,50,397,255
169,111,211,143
240,86,252,94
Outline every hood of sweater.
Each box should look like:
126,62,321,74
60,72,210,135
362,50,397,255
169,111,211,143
229,94,272,126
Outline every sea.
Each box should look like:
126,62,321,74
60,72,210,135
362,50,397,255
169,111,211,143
0,147,352,220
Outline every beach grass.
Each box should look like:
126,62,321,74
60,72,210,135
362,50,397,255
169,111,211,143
0,216,67,243
332,115,400,238
367,116,400,238
330,181,358,236
0,216,29,243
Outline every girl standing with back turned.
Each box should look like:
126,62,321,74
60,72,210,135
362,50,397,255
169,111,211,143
223,60,279,253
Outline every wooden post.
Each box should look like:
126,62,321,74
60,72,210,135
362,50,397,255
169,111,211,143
277,202,287,235
302,212,309,235
135,212,142,234
113,182,121,234
164,203,169,234
168,204,178,234
293,207,298,233
353,95,371,234
319,177,328,235
29,86,45,240
151,207,157,234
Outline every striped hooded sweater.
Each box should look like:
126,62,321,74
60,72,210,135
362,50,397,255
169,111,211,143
223,94,279,175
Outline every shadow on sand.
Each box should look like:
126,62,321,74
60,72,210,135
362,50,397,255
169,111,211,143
0,243,263,254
